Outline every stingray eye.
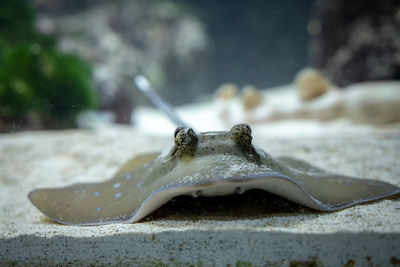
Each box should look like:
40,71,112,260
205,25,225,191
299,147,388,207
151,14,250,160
187,128,196,139
245,124,252,134
174,127,184,138
174,127,198,157
230,124,252,136
229,124,253,149
174,127,189,145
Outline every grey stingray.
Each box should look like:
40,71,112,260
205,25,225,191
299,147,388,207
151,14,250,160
28,124,400,225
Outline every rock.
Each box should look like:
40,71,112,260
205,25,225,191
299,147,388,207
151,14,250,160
242,85,263,111
309,0,400,86
294,68,332,101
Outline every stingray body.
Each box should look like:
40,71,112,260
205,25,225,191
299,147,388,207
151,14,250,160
28,124,400,225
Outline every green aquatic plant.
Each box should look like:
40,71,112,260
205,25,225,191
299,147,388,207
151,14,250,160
0,0,98,131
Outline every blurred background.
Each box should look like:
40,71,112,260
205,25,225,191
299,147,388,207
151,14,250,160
0,0,399,132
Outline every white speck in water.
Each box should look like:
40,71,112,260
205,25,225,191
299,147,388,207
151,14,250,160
113,183,121,189
96,207,102,211
114,192,122,198
136,182,142,189
125,174,132,179
93,192,101,197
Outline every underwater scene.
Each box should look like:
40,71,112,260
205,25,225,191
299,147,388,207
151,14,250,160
1,0,398,132
1,0,400,266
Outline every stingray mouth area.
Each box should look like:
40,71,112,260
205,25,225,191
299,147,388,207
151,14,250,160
128,174,323,223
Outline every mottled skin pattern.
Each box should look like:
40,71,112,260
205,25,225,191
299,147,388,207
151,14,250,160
173,124,259,159
229,124,253,149
174,127,198,157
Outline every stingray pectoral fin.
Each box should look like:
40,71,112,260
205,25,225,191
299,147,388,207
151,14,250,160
277,156,328,173
28,168,151,225
28,181,146,225
114,152,159,177
276,156,400,210
28,153,162,225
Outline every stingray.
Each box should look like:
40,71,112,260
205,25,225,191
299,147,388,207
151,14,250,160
28,124,400,225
